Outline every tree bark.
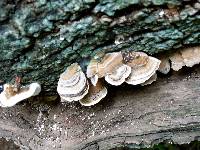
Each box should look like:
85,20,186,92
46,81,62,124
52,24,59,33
1,1,200,149
0,0,200,94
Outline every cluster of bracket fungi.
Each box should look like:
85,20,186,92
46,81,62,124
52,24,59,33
157,46,200,76
0,46,200,107
57,51,161,106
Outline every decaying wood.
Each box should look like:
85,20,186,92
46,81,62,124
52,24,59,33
0,65,200,150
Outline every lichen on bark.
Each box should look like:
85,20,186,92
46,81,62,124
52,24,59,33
0,0,200,94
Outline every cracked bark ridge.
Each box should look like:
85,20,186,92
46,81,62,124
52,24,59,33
0,65,200,149
0,0,200,93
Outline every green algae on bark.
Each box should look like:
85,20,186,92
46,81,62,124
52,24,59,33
0,0,200,94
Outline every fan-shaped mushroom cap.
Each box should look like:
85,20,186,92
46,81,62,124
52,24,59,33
181,46,200,67
105,64,131,86
126,56,161,85
79,80,107,106
0,82,41,107
125,52,149,67
86,58,98,79
57,63,89,102
169,51,185,71
86,58,99,86
97,52,124,78
141,73,157,86
59,82,89,102
158,57,171,74
86,52,124,86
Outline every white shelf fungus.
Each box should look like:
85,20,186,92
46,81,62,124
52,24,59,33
86,58,99,86
169,51,185,71
105,64,131,86
87,52,126,86
79,80,107,106
0,82,41,107
169,46,200,71
58,51,163,106
125,52,161,85
57,63,89,102
181,46,200,67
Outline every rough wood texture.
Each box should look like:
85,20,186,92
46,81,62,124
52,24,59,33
1,1,200,149
0,65,199,150
0,0,200,94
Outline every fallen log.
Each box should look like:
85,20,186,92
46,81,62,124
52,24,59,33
1,0,200,149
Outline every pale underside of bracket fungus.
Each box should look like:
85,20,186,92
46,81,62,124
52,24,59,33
169,46,200,71
141,73,157,86
57,63,89,102
0,83,41,107
125,52,161,85
79,80,107,106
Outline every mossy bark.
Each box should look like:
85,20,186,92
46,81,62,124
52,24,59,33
0,0,200,94
1,1,200,150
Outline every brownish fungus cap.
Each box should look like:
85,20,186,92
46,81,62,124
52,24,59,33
97,52,124,78
86,52,124,86
125,51,149,68
57,63,89,102
181,46,200,67
126,56,161,85
79,80,107,106
105,64,131,86
86,58,99,86
86,58,98,79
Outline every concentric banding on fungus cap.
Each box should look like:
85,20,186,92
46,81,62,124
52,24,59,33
126,52,161,85
57,63,89,102
79,80,107,106
97,52,124,78
86,58,99,86
86,52,124,86
0,82,41,107
105,64,131,86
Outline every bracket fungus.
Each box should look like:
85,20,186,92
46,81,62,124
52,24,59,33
86,58,99,86
79,80,107,106
87,52,128,86
169,46,200,71
125,52,161,85
181,46,200,67
58,51,162,106
0,82,41,107
105,64,131,86
169,51,185,71
158,56,171,74
57,63,89,102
